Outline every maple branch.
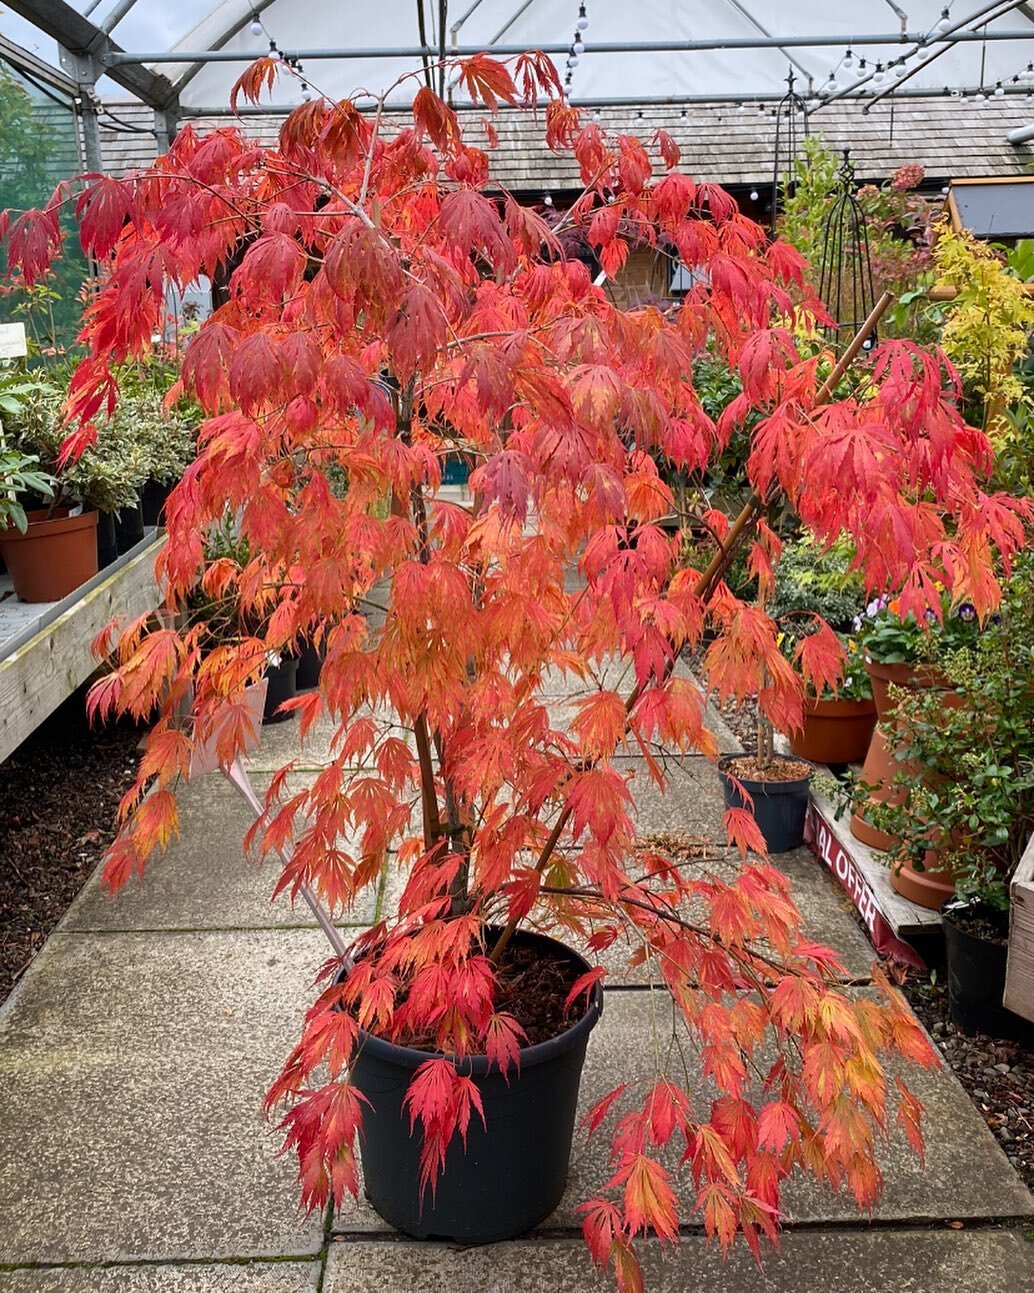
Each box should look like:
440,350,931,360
490,294,896,966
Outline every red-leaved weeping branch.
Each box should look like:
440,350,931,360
7,50,1026,1290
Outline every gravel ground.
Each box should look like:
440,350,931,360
903,974,1034,1192
0,691,142,1004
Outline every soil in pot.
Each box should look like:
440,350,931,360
718,753,814,854
943,904,1034,1044
262,656,298,724
345,927,603,1244
789,695,877,766
0,508,99,603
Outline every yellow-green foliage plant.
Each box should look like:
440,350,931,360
932,220,1034,435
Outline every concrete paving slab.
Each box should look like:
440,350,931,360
62,774,379,932
329,987,1032,1236
0,928,331,1264
546,845,878,984
323,1229,1034,1293
0,1264,321,1293
244,703,407,773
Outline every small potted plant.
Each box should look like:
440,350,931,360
787,635,876,765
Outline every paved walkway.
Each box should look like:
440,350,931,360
1,661,1032,1291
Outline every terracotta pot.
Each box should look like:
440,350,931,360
890,847,958,910
789,695,877,765
0,507,99,603
850,659,961,853
864,658,946,721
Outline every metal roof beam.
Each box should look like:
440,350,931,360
2,0,177,107
104,29,1034,67
0,31,77,95
176,80,1034,117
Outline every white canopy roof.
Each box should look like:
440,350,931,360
3,0,1034,110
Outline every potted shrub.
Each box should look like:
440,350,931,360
850,595,982,850
768,534,876,765
13,52,1030,1282
878,573,1034,1036
788,639,875,766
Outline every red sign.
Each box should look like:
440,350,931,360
804,803,926,970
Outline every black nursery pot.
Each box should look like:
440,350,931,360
345,928,604,1244
114,497,145,554
140,479,172,527
294,637,325,691
943,904,1032,1042
96,510,118,569
262,656,298,724
717,754,814,854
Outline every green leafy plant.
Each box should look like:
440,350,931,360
859,593,985,666
878,600,1034,911
0,442,55,532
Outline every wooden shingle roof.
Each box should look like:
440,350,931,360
97,96,1034,189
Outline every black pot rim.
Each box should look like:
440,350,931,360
717,752,815,795
339,926,604,1077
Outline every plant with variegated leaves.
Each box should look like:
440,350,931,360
5,49,1029,1291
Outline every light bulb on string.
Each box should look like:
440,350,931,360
842,48,855,71
301,82,311,101
568,53,579,68
249,12,262,36
937,8,951,34
872,62,886,86
994,80,1005,97
749,188,759,201
825,72,839,94
543,192,554,207
576,3,588,32
1023,63,1034,83
573,31,584,54
894,60,909,79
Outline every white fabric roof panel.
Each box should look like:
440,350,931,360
4,0,1034,109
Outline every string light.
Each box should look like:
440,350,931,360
749,188,759,200
543,192,554,206
824,71,839,94
249,11,263,35
842,48,856,71
994,80,1006,97
576,2,588,31
872,62,886,86
936,7,952,34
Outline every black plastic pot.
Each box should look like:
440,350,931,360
114,498,145,554
262,656,298,724
943,904,1032,1042
717,754,814,854
140,479,172,527
346,928,604,1244
96,510,118,569
294,637,325,691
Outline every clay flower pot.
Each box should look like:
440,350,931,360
850,659,956,853
0,507,99,603
789,695,877,766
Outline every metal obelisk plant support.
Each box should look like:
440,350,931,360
818,149,880,354
770,69,809,237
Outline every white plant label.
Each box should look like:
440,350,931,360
0,323,27,359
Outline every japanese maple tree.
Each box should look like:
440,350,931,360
6,50,1029,1289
